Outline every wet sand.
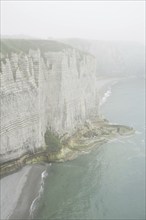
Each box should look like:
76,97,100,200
0,164,46,220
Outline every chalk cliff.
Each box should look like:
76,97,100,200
0,39,98,163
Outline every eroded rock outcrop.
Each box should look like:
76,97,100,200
0,40,98,164
0,39,134,176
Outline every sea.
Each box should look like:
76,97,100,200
33,76,145,220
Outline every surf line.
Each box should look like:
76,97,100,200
29,165,50,218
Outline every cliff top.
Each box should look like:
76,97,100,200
0,39,72,55
0,39,94,58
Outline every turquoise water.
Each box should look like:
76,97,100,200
35,77,145,219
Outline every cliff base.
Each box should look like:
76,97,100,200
0,117,134,177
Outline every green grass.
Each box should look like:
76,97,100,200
0,39,72,55
44,129,62,152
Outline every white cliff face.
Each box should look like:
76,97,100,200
0,44,98,163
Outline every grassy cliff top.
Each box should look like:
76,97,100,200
0,39,94,58
0,39,72,55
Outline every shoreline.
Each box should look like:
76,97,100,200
0,77,119,178
0,164,47,220
0,77,133,220
97,77,119,105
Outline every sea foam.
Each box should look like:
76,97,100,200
29,166,49,219
99,87,112,107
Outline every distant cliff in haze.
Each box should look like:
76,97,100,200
60,38,145,77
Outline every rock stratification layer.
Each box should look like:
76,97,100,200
0,39,134,176
0,39,98,164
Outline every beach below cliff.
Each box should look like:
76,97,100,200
0,164,48,220
0,77,125,220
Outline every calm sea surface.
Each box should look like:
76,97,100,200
35,77,145,219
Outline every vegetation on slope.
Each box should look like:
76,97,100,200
44,129,62,152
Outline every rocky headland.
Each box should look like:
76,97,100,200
0,39,134,177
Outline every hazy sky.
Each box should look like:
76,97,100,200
1,1,145,44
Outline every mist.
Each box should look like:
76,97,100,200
1,1,145,45
1,1,146,220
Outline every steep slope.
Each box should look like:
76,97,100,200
0,39,134,176
0,39,97,163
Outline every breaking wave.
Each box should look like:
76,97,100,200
99,87,112,107
29,165,51,219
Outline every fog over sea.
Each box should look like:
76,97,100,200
33,76,145,220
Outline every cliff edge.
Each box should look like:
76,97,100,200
0,39,134,176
